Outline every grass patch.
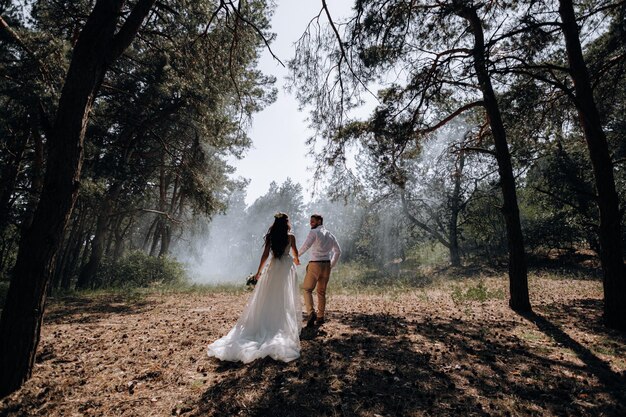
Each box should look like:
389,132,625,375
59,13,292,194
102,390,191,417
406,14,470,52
530,270,601,281
54,282,250,301
590,339,623,357
329,262,432,295
51,286,148,304
451,280,506,304
191,379,206,390
405,242,450,267
151,282,248,296
518,329,550,344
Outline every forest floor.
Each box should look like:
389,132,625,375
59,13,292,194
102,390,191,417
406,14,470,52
1,272,626,417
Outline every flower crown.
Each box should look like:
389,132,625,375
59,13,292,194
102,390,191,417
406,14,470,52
274,212,287,219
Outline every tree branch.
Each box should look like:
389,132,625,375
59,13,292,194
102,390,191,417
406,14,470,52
461,146,496,156
400,192,450,248
321,0,378,102
416,101,484,135
109,0,157,61
227,0,284,67
0,14,54,86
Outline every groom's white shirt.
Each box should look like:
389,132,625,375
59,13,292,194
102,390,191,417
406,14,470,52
299,225,341,268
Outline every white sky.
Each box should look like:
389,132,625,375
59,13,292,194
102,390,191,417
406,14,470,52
230,1,356,206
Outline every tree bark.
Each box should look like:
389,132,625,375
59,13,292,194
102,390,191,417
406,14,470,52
105,215,121,256
155,159,171,257
113,215,134,260
158,224,171,257
76,182,122,289
52,214,77,291
558,0,626,330
448,150,465,267
0,0,156,397
58,210,88,291
455,3,531,312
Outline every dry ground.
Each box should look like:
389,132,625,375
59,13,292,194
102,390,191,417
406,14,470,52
1,274,625,416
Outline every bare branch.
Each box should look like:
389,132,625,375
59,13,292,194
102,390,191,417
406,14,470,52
400,192,451,248
417,101,485,135
194,0,226,43
115,208,183,224
460,146,496,156
321,0,378,102
227,0,284,67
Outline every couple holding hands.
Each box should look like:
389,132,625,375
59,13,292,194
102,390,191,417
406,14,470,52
207,213,341,363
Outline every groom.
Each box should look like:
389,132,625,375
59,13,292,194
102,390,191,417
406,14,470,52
299,214,341,327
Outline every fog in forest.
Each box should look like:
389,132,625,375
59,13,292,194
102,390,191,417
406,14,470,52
172,178,307,284
173,123,488,284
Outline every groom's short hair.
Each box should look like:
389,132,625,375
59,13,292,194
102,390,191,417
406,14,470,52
310,214,323,224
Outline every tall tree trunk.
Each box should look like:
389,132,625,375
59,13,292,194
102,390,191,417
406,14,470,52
558,0,626,330
76,182,122,288
158,225,171,257
149,220,162,257
448,227,461,267
448,150,465,267
57,207,89,291
78,229,93,275
113,215,134,260
51,212,79,291
154,159,170,257
105,216,119,256
158,174,181,258
456,3,531,312
0,0,156,397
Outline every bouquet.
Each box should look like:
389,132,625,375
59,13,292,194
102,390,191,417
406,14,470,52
246,273,258,287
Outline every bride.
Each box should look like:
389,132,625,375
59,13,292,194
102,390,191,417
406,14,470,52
207,212,302,363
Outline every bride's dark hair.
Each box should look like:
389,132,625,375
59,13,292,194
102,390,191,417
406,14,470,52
265,212,291,258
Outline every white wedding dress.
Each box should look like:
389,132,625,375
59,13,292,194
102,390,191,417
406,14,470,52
207,243,302,363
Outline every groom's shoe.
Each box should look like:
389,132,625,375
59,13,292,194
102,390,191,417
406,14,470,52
306,312,317,328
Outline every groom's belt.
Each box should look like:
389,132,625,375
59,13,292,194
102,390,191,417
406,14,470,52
309,260,331,263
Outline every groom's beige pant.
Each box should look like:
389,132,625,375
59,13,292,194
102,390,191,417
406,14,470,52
303,261,331,318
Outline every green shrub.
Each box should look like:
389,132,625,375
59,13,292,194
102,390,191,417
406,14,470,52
94,251,187,288
451,280,505,304
405,242,449,267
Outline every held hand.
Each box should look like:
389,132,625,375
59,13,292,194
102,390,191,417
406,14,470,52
294,258,301,266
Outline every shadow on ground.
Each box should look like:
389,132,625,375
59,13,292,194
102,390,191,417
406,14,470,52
189,299,626,417
44,294,155,325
